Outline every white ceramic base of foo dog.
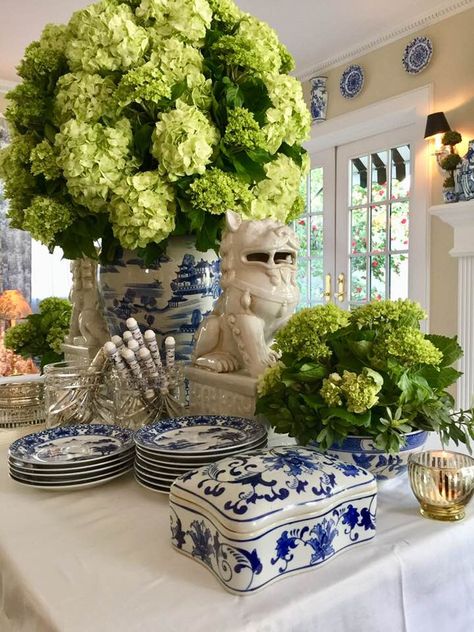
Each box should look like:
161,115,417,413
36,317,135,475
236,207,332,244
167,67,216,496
185,366,258,418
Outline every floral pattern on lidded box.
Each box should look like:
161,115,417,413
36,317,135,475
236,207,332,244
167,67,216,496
169,446,377,594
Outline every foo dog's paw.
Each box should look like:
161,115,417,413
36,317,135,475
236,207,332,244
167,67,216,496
195,352,241,373
266,349,280,365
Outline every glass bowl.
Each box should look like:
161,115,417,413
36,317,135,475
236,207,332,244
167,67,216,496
408,450,474,521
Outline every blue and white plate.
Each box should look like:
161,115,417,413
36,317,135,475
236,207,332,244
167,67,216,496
9,424,134,465
340,64,364,99
134,416,267,455
10,468,132,490
402,36,433,74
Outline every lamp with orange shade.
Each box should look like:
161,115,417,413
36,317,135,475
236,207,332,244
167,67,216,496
0,290,32,329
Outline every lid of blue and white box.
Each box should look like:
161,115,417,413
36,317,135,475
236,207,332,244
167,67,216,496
169,446,376,534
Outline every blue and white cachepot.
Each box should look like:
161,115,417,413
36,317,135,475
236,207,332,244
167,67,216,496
309,430,428,481
169,446,376,594
99,236,220,361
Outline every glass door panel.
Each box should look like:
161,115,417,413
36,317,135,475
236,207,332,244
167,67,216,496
293,148,335,309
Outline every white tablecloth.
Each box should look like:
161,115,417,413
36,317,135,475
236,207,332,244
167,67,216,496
0,428,473,632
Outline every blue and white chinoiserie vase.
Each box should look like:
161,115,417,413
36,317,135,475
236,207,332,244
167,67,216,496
309,430,428,481
169,446,377,594
310,76,328,122
99,236,220,361
443,187,458,204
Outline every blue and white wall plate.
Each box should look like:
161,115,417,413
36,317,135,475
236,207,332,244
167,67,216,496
134,415,267,455
170,446,377,594
402,36,433,74
9,424,134,465
339,64,364,99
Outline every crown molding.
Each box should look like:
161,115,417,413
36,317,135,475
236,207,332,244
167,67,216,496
297,0,474,81
0,78,18,95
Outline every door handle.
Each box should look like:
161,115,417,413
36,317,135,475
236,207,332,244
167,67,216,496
335,273,345,302
323,273,331,303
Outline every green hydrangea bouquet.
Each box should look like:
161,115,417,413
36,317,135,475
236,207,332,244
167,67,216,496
4,297,72,368
0,0,311,262
256,300,474,454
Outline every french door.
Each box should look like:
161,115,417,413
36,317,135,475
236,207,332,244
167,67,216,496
295,125,427,311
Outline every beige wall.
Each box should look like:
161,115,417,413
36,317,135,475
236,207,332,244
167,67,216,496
303,8,474,336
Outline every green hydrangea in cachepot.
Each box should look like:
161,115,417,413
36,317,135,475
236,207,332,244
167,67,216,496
0,0,310,358
256,300,474,480
4,297,72,369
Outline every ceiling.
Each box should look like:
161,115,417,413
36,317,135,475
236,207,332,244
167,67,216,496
0,0,468,84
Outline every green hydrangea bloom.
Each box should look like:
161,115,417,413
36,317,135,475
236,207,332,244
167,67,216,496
46,325,68,355
22,196,75,246
54,72,117,124
262,74,311,153
66,0,149,73
385,327,443,366
208,0,243,30
17,24,68,83
320,373,343,407
350,299,427,330
56,118,137,211
116,38,204,107
5,82,51,130
249,154,304,223
223,107,265,151
30,140,62,180
340,370,382,414
110,171,176,249
0,133,37,223
286,194,306,222
181,74,213,111
275,304,350,361
278,42,295,74
257,362,283,396
4,320,36,353
189,168,252,215
212,15,282,77
136,0,212,46
152,101,219,180
39,296,72,314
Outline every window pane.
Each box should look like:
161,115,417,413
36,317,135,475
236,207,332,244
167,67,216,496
310,214,323,255
295,217,308,254
310,258,324,304
297,258,309,308
310,168,323,213
390,254,409,299
391,145,410,199
351,256,368,302
370,255,386,300
351,209,367,254
371,151,388,202
351,156,368,206
370,205,387,253
390,202,409,251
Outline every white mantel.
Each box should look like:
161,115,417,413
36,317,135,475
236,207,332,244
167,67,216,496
430,199,474,409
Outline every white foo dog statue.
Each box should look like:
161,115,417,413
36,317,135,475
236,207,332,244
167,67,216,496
192,210,299,378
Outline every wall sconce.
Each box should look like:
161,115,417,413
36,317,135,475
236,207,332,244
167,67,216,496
424,111,451,165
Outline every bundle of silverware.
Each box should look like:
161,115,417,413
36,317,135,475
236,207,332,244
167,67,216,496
45,320,185,429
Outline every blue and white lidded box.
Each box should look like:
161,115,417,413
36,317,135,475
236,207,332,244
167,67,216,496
169,446,377,594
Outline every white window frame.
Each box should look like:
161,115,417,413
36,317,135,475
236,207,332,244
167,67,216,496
304,85,433,314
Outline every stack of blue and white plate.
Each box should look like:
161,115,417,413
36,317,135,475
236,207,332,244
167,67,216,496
8,424,135,490
134,415,268,493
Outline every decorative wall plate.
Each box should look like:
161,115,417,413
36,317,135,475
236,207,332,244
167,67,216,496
402,36,433,74
339,64,364,99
